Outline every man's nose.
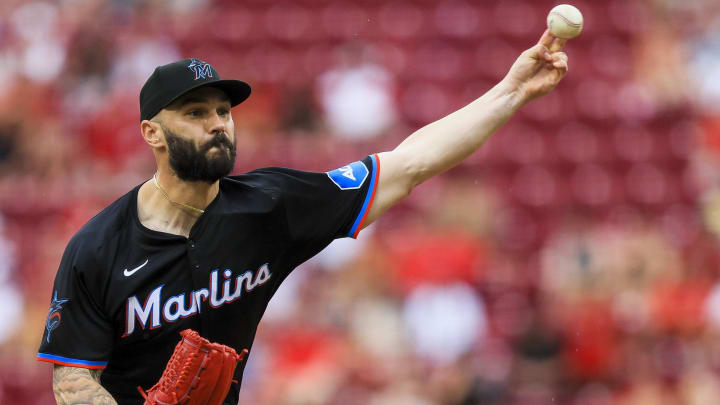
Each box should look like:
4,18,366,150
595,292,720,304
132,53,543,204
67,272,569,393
207,112,226,133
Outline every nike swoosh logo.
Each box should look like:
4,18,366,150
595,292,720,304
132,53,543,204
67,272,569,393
123,259,149,277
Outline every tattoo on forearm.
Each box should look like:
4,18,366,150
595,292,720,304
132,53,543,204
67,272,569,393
53,365,117,405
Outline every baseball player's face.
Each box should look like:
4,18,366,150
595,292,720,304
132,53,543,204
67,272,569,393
159,87,237,183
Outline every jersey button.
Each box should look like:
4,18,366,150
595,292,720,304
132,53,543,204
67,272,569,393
189,240,195,249
194,264,200,270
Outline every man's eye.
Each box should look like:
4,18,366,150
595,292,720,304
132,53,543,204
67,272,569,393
188,110,203,117
218,109,230,116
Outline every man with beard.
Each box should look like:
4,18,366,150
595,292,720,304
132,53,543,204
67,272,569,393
39,29,569,405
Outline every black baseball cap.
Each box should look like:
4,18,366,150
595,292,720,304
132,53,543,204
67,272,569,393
139,58,251,121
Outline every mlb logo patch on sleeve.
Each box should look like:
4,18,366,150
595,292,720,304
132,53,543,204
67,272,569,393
326,161,369,190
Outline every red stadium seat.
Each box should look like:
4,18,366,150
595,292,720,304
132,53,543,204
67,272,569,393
433,1,486,40
321,3,369,39
608,0,653,35
575,79,618,121
491,1,542,38
263,3,314,43
408,42,463,80
625,163,669,204
401,82,452,124
571,164,618,206
511,164,558,207
475,38,520,79
521,91,568,124
378,2,425,41
590,36,631,80
667,120,698,160
613,124,655,162
660,204,701,247
554,121,601,163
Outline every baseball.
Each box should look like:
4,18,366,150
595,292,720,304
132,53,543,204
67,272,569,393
547,4,583,39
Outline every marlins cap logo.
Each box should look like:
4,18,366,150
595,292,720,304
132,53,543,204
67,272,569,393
187,59,213,80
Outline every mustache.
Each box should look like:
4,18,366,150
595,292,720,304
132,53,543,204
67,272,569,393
200,132,234,153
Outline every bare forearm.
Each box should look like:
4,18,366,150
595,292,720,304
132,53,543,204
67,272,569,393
53,365,117,405
363,31,568,227
395,79,522,187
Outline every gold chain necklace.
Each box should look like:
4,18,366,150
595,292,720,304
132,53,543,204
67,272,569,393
152,173,205,215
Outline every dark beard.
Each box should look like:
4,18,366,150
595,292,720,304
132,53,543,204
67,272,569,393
163,125,236,184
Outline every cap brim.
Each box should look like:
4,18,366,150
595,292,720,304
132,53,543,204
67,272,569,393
205,79,252,107
164,79,251,111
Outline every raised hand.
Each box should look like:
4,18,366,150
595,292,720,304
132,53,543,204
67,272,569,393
503,29,569,106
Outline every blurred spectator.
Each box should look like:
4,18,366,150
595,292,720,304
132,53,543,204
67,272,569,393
0,214,21,345
317,43,397,140
403,283,488,365
0,120,18,169
685,0,720,115
277,83,321,134
632,7,691,110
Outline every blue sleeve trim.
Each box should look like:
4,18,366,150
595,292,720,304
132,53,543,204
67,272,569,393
348,154,379,238
37,353,108,367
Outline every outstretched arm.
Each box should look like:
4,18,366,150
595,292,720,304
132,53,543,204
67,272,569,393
362,30,569,227
53,365,117,405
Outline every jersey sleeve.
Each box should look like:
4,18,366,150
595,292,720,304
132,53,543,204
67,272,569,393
37,234,114,369
251,154,379,247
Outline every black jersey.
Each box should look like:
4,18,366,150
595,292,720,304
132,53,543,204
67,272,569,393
37,155,379,405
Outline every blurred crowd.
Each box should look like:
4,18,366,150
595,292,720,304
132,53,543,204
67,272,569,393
1,0,720,404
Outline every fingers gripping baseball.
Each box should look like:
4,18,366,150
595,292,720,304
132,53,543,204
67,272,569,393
505,30,570,105
541,30,569,72
533,31,569,75
552,52,569,72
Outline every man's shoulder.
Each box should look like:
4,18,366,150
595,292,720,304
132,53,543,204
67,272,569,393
222,167,308,197
226,166,308,186
68,187,137,252
224,166,330,194
216,170,290,214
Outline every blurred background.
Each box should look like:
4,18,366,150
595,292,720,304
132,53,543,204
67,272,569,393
1,0,720,404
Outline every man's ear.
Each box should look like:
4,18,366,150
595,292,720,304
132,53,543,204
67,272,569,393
141,119,164,148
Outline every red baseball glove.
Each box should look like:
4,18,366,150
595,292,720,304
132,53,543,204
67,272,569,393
138,329,248,405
